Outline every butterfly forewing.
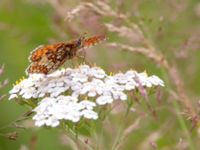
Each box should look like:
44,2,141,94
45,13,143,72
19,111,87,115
83,35,106,48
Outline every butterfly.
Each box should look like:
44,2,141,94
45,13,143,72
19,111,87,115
26,34,106,74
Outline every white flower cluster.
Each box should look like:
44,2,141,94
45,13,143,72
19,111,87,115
33,96,97,127
9,65,164,127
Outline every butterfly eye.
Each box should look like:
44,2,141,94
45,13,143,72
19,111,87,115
76,38,82,47
76,33,86,47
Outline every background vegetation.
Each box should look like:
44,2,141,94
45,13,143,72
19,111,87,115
0,0,200,149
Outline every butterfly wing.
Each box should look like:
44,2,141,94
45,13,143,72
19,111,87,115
26,62,49,74
29,43,66,62
83,35,106,48
27,43,74,74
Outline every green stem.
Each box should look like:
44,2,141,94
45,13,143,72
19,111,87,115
63,124,94,150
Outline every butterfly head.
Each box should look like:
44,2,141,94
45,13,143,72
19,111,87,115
76,32,87,48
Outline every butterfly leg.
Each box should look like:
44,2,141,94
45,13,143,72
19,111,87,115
77,48,86,61
70,57,79,67
77,55,93,66
76,49,93,66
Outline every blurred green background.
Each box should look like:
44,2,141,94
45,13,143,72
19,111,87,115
0,1,64,150
0,0,200,150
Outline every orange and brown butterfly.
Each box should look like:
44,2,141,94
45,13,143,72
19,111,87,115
26,34,106,75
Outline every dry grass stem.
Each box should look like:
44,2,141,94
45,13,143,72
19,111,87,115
104,23,144,43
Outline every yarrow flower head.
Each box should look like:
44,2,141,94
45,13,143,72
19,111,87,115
33,96,97,127
9,65,164,127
